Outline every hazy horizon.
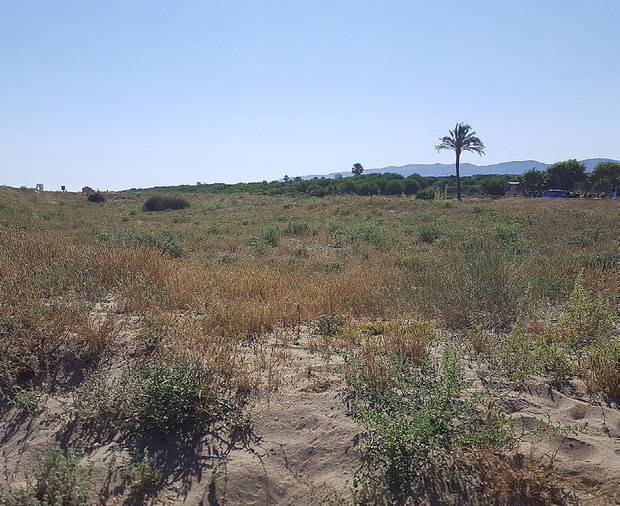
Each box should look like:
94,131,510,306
2,1,619,191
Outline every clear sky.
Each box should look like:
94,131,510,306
2,0,619,191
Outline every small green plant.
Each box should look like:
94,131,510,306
587,251,619,269
293,247,309,258
8,385,42,414
261,225,281,247
559,272,615,346
249,235,268,255
121,450,164,494
327,217,345,247
283,221,313,236
323,261,343,272
249,226,280,254
313,313,345,337
581,339,620,400
418,225,440,243
0,448,93,505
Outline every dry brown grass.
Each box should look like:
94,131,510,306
0,188,617,395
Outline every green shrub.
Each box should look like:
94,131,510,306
0,448,92,505
121,451,163,495
347,349,512,501
494,223,531,256
313,313,344,336
481,178,506,196
293,247,310,258
143,195,190,212
327,218,345,247
119,360,224,437
283,221,313,236
347,221,386,246
323,261,344,272
418,226,440,244
416,187,436,200
249,235,268,256
261,225,281,246
7,385,42,414
86,192,105,203
499,331,573,384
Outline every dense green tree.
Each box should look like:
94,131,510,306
403,178,421,195
435,123,485,200
352,163,364,176
384,179,404,195
546,159,586,190
520,168,548,193
590,161,620,191
480,178,506,196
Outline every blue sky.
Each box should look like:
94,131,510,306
2,0,619,190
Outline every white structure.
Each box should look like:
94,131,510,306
506,181,520,196
35,184,44,191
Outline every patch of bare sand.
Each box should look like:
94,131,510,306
502,380,620,504
187,338,361,505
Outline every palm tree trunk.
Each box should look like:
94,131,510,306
456,151,462,200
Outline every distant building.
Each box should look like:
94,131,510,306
506,181,520,196
35,184,44,191
82,186,95,194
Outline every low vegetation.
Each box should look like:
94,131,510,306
0,448,93,505
0,186,617,504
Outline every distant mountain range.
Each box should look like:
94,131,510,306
297,158,618,180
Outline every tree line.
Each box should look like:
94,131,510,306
134,158,618,199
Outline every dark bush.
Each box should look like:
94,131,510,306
143,195,190,212
87,192,106,203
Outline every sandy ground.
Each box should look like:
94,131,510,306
1,331,619,505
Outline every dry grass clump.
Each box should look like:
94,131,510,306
418,450,579,506
340,320,436,389
473,273,619,398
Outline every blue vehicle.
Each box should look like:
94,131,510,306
541,189,572,198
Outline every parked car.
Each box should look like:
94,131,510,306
540,189,572,198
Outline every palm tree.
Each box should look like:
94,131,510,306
435,123,485,200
